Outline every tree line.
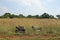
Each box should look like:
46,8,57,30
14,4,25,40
0,13,60,19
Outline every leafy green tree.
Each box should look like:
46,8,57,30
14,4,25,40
11,14,19,18
56,15,60,18
27,15,32,18
10,14,20,18
49,15,55,19
40,13,50,18
9,14,15,18
0,12,55,19
34,15,40,18
0,16,2,18
3,13,11,18
19,14,25,18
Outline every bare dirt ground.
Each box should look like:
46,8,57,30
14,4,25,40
0,34,52,39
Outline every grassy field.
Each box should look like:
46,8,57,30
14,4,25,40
0,18,60,40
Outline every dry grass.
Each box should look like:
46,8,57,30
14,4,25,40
0,18,60,35
0,18,60,40
0,18,60,27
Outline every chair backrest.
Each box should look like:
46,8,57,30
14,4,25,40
15,26,25,33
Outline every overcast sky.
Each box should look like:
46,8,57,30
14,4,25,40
0,0,60,17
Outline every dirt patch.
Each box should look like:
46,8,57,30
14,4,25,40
0,34,52,38
40,34,52,38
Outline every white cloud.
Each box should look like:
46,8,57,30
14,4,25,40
0,6,9,15
22,0,42,6
0,0,53,15
7,0,46,14
8,0,42,7
46,0,53,2
20,0,49,13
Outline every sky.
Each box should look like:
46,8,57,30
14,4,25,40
0,0,60,17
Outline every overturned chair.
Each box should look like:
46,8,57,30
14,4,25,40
15,26,25,33
32,26,42,32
